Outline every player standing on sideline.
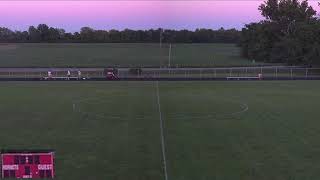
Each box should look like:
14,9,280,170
77,70,82,80
258,73,263,80
67,70,71,80
48,71,52,79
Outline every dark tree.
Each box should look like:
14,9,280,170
241,0,320,66
28,26,41,42
0,24,241,44
0,27,15,42
37,24,50,41
80,27,95,42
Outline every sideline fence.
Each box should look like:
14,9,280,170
0,67,319,80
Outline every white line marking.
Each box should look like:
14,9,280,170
164,101,249,120
231,103,249,115
156,81,169,180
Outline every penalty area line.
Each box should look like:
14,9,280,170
156,81,169,180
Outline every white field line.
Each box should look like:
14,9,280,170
156,81,169,180
231,102,249,116
165,101,249,120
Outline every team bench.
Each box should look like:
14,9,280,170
226,76,261,80
42,77,85,80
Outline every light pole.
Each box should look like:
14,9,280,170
160,28,163,48
159,28,163,68
168,44,172,67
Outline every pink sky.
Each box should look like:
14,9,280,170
0,1,319,32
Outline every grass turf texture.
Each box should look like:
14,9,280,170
0,81,320,179
0,43,254,67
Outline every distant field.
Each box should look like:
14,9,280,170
0,81,320,179
0,43,255,67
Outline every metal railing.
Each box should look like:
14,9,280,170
0,67,319,80
120,67,320,79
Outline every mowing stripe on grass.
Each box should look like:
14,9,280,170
156,81,169,180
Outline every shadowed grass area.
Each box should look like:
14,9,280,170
0,82,162,180
0,81,319,180
159,81,320,180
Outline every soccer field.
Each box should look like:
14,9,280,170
0,43,253,67
0,81,320,179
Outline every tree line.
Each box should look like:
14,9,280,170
240,0,320,66
0,25,240,43
1,0,319,66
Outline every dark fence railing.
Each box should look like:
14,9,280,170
0,67,319,80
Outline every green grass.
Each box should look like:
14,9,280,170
0,43,254,67
0,81,320,180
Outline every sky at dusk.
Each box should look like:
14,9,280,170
0,1,319,32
